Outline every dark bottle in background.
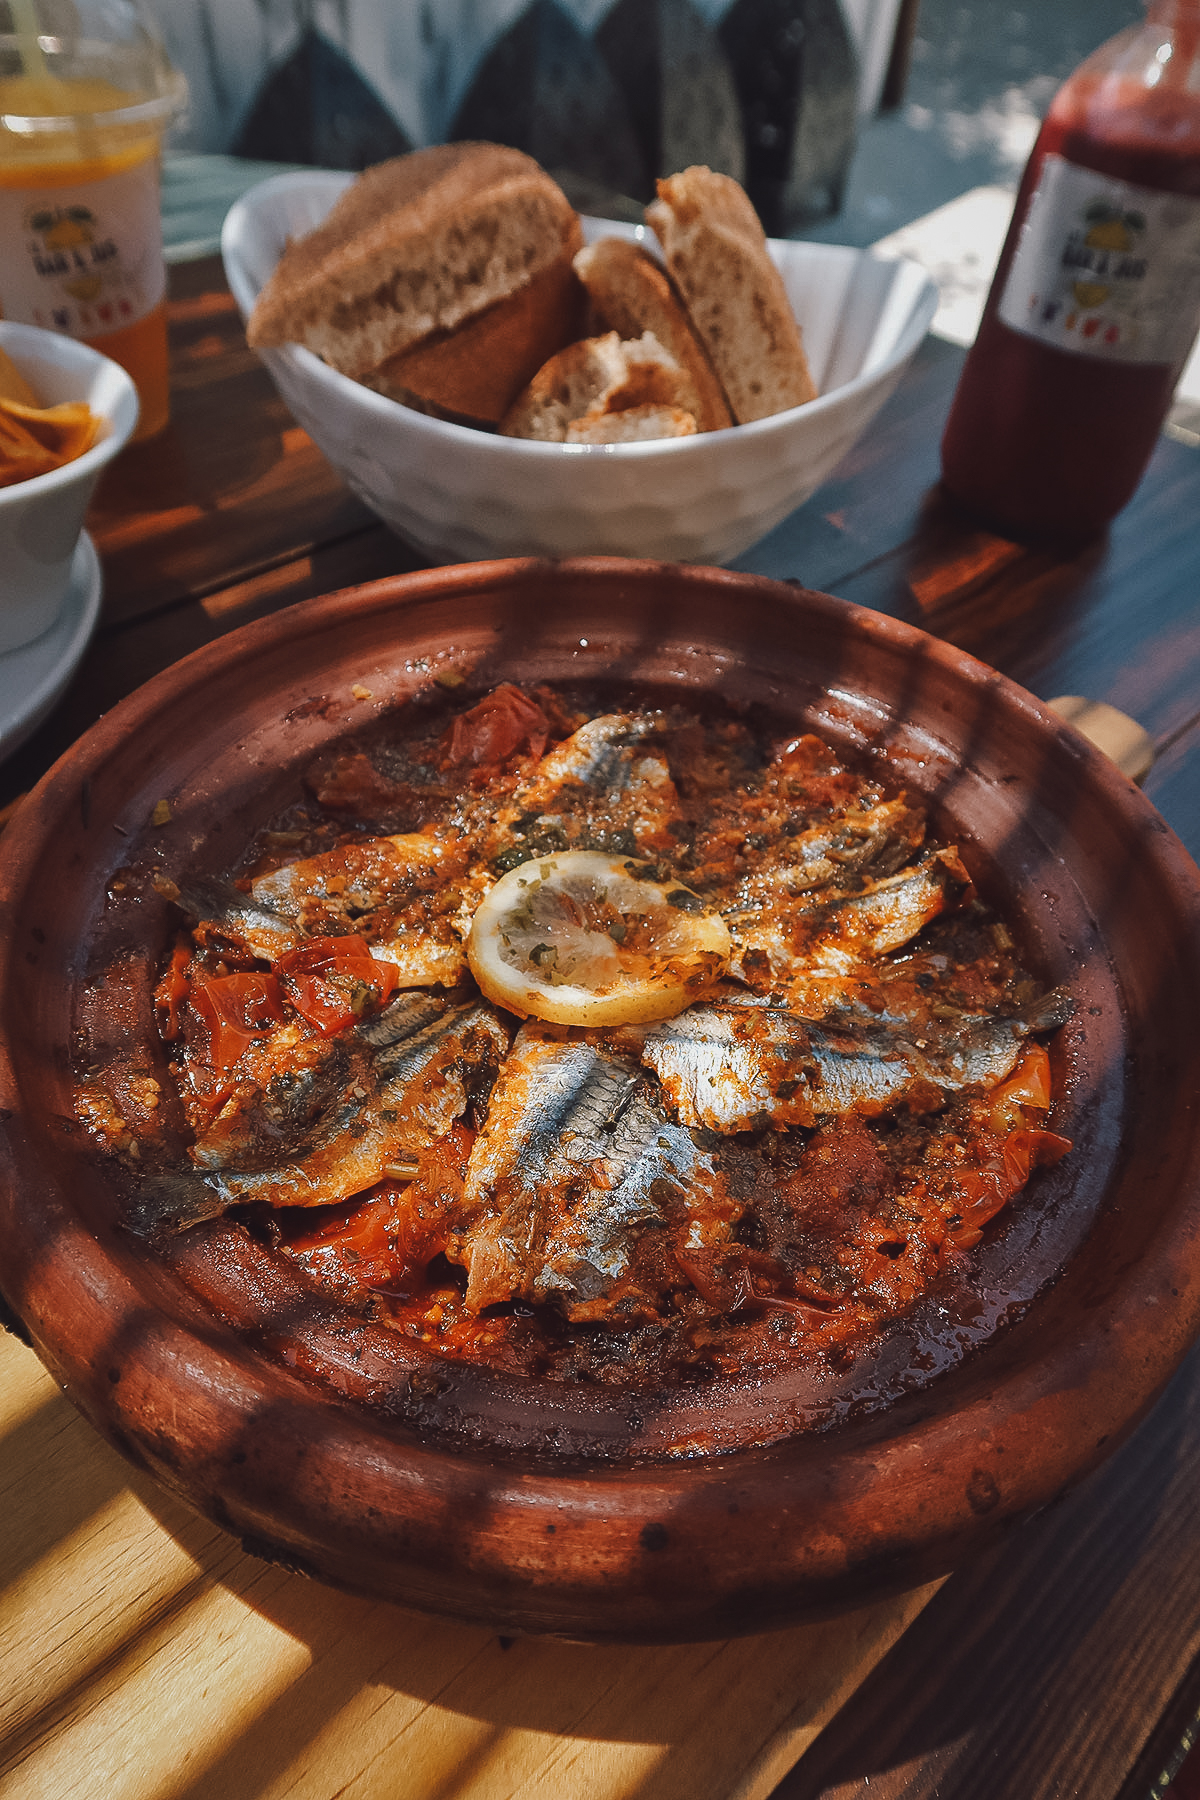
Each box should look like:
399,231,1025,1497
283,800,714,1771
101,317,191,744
450,0,646,202
717,0,859,232
594,0,745,197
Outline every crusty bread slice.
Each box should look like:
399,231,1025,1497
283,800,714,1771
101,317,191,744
500,330,697,442
247,143,581,381
568,405,696,443
363,229,585,426
572,238,732,433
501,334,628,441
645,166,818,423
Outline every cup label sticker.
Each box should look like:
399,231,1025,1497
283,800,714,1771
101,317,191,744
998,153,1200,367
0,156,165,340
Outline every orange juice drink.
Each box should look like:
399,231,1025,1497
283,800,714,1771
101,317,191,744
0,14,185,442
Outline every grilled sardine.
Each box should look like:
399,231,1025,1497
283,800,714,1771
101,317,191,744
641,988,1073,1133
131,993,511,1231
451,1025,721,1315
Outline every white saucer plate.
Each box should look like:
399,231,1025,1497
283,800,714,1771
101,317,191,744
0,532,103,765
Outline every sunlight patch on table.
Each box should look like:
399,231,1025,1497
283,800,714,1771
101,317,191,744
0,1329,59,1434
0,1487,204,1758
273,1706,669,1800
201,556,313,619
6,1573,311,1800
872,183,1015,348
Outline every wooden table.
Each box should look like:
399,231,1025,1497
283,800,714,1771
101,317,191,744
3,252,1200,1800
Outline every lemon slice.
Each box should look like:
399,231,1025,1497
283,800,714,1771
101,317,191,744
467,851,730,1026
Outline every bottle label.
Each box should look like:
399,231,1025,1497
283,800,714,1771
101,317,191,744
0,154,164,341
998,152,1200,367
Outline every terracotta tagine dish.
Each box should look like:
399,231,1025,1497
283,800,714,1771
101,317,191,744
2,557,1199,1643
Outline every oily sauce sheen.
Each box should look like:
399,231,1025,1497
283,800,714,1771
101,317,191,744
78,682,1073,1395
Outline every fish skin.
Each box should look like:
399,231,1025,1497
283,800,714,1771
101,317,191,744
451,1026,719,1315
812,849,969,964
729,797,926,906
641,1006,819,1132
251,833,473,987
191,992,454,1174
207,999,510,1210
486,714,681,864
132,993,512,1232
250,831,454,918
369,936,466,989
1015,987,1075,1034
726,847,966,986
516,714,661,799
126,1167,231,1235
192,1025,355,1172
355,987,458,1053
175,876,300,962
641,988,1073,1132
184,846,470,990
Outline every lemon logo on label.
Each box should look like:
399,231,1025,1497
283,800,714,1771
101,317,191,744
1069,201,1147,308
28,206,106,304
28,203,96,251
1082,200,1144,254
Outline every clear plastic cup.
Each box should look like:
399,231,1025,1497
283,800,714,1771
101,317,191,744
0,0,187,441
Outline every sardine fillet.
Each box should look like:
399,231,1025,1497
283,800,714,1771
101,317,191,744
162,997,510,1223
642,995,1065,1132
642,1007,818,1132
454,1029,715,1313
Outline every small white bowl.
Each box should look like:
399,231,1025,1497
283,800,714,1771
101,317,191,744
222,169,938,567
0,324,139,653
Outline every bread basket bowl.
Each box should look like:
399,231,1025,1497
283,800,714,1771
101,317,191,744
221,171,938,566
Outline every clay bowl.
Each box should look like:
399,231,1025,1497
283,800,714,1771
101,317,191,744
2,558,1200,1644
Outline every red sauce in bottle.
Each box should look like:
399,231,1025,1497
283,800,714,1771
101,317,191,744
941,6,1200,541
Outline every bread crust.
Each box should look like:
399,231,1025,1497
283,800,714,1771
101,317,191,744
500,331,697,442
573,238,732,433
646,166,818,423
247,143,580,381
365,225,585,426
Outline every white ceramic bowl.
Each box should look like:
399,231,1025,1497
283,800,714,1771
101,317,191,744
0,323,139,653
222,169,938,567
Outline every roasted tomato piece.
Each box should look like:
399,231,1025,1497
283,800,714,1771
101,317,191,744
987,1044,1053,1130
189,970,285,1067
275,935,400,1035
441,684,550,774
947,1125,1072,1249
153,938,192,1041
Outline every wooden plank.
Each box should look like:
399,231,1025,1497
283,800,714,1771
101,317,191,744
827,436,1200,760
0,1330,942,1800
771,1343,1200,1800
0,526,416,816
730,335,963,592
85,258,379,627
1142,715,1200,864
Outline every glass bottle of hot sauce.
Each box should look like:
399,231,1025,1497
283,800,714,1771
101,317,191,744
940,0,1200,542
0,0,186,442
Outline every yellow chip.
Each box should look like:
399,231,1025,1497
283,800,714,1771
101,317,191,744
0,345,40,408
0,392,101,487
